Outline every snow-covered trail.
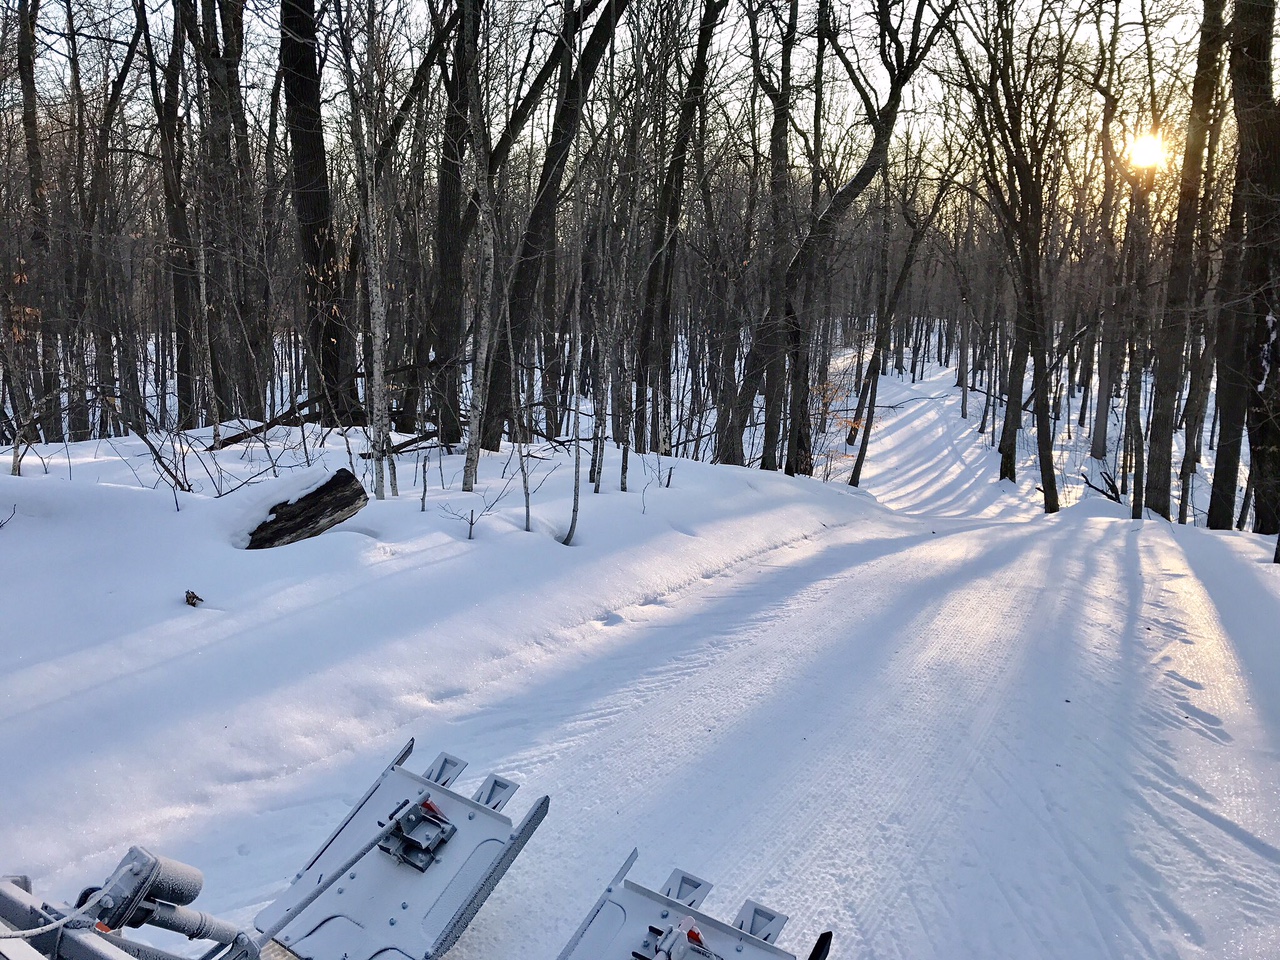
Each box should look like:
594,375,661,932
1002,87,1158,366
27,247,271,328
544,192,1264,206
441,508,1280,960
851,378,1035,520
4,372,1279,960
459,379,1280,960
153,507,1280,959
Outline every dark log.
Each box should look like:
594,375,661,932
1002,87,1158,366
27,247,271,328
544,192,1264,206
246,468,368,549
357,430,439,458
209,394,319,451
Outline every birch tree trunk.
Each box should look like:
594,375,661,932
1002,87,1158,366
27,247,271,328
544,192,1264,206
462,0,494,493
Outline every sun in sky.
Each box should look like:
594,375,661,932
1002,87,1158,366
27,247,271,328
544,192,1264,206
1128,132,1166,169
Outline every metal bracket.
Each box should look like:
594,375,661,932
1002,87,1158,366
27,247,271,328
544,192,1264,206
423,754,466,788
732,901,788,944
661,870,712,910
377,800,456,872
470,775,517,812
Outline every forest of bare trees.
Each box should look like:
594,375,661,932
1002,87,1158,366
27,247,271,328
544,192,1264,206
1,0,1277,558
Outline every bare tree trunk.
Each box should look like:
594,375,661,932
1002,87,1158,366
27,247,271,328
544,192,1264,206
141,0,199,430
636,0,728,459
999,323,1029,481
16,0,62,443
1207,160,1251,528
1229,0,1280,535
746,0,798,472
428,45,470,448
1145,0,1225,518
335,0,389,497
482,0,632,451
281,0,357,422
462,0,495,493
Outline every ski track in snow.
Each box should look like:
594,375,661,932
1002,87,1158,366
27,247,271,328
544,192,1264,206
460,514,1280,960
3,371,1280,960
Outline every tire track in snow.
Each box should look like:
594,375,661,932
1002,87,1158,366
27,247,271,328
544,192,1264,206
468,509,1280,960
451,519,1073,960
2,512,894,890
1115,525,1280,957
737,522,1067,958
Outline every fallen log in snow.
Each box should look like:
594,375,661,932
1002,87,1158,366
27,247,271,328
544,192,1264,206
245,468,368,549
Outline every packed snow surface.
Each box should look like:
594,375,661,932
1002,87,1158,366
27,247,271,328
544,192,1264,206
2,370,1279,960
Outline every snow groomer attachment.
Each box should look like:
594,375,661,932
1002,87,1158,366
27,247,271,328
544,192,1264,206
0,741,548,960
556,851,830,960
256,740,548,959
1,851,250,960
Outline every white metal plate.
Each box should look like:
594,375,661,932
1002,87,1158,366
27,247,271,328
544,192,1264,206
254,765,519,960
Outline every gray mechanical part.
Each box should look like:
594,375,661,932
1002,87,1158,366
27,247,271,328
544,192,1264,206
422,754,466,789
141,902,241,944
377,800,457,872
556,852,797,960
0,878,144,960
92,847,204,932
254,741,549,960
661,870,712,910
1,742,547,960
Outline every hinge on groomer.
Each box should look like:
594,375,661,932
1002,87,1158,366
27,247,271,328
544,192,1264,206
378,797,457,872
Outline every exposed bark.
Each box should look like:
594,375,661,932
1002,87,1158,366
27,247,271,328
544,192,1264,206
141,0,199,430
1229,0,1280,534
462,0,496,493
951,0,1064,511
14,0,60,443
334,0,390,498
422,13,473,449
282,0,358,422
1145,0,1225,518
246,469,369,548
1207,158,1249,529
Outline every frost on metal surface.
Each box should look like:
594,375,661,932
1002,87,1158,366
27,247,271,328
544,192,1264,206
254,742,547,960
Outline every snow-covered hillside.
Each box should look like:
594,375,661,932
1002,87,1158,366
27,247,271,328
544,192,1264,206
2,371,1278,960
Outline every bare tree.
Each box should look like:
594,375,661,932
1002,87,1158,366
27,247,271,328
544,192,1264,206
1144,0,1226,519
282,0,358,422
1227,0,1280,537
950,0,1070,511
